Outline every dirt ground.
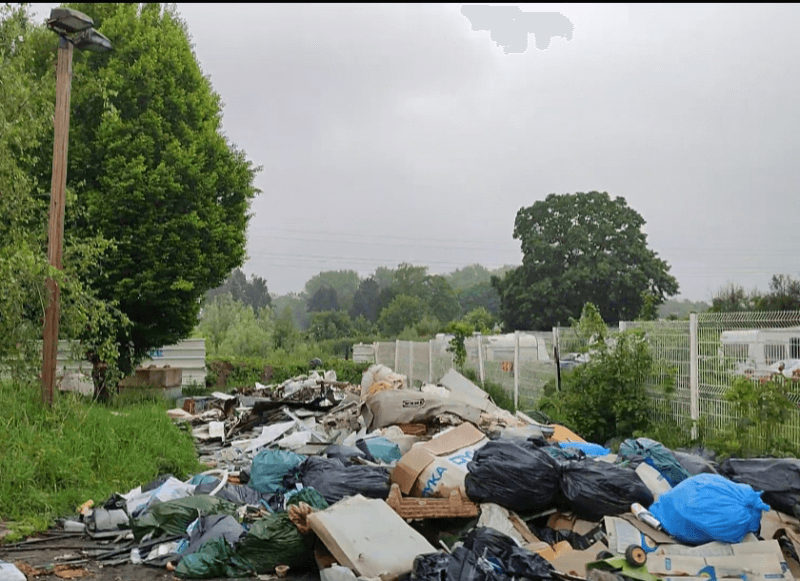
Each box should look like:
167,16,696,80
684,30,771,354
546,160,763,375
0,533,321,581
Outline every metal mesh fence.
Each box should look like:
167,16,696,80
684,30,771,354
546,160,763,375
366,332,556,410
696,311,800,444
361,312,800,447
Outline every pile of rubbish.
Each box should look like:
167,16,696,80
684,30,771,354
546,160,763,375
6,364,800,581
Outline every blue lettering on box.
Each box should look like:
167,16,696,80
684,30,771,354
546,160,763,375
449,449,476,466
421,467,446,497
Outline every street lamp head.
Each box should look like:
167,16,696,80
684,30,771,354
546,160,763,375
74,28,113,53
47,7,94,35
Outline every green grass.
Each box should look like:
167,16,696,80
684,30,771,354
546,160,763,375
0,382,202,541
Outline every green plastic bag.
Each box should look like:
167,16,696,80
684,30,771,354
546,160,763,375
249,449,306,494
133,495,238,540
285,487,329,511
174,537,253,579
235,513,315,573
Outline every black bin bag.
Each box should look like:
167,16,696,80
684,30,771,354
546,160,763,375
282,456,390,505
721,458,800,515
672,450,719,476
464,440,561,513
412,552,451,581
559,459,653,521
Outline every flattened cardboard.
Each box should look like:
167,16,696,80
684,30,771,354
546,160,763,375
605,516,645,554
548,542,605,577
424,423,485,455
549,424,586,443
536,540,573,561
620,512,675,544
548,512,599,537
509,513,541,545
761,510,800,557
646,553,785,579
548,512,577,534
478,503,540,546
659,541,776,557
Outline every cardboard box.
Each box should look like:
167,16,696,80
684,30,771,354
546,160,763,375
391,422,487,497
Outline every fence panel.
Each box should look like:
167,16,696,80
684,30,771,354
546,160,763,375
363,311,800,447
696,311,800,443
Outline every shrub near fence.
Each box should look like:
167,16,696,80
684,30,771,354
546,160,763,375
366,310,800,452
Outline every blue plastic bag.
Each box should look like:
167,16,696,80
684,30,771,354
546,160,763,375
618,437,691,486
649,473,769,544
559,441,610,456
248,450,306,495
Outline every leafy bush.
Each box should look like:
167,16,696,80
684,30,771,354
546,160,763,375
704,375,797,459
537,303,673,444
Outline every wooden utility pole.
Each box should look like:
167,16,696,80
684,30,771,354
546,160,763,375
41,37,74,406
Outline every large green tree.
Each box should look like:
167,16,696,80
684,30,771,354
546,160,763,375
493,192,678,330
457,280,501,316
349,277,381,322
30,4,260,377
446,264,492,291
207,268,271,314
303,270,360,312
0,5,127,387
383,263,460,324
378,294,426,335
307,286,340,313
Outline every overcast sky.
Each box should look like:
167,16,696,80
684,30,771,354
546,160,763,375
30,3,800,301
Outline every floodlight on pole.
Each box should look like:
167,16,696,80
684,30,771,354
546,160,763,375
47,7,94,35
41,9,112,406
74,28,113,53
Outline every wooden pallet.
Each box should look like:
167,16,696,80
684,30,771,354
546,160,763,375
386,483,478,519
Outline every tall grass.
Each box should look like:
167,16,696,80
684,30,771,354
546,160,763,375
0,382,201,540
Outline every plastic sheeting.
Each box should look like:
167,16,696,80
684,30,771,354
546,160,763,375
132,495,238,541
282,456,391,505
649,473,770,544
559,460,654,521
464,440,561,513
248,449,306,495
721,458,800,515
618,438,691,486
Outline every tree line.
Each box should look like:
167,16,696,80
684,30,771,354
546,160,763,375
3,4,794,392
